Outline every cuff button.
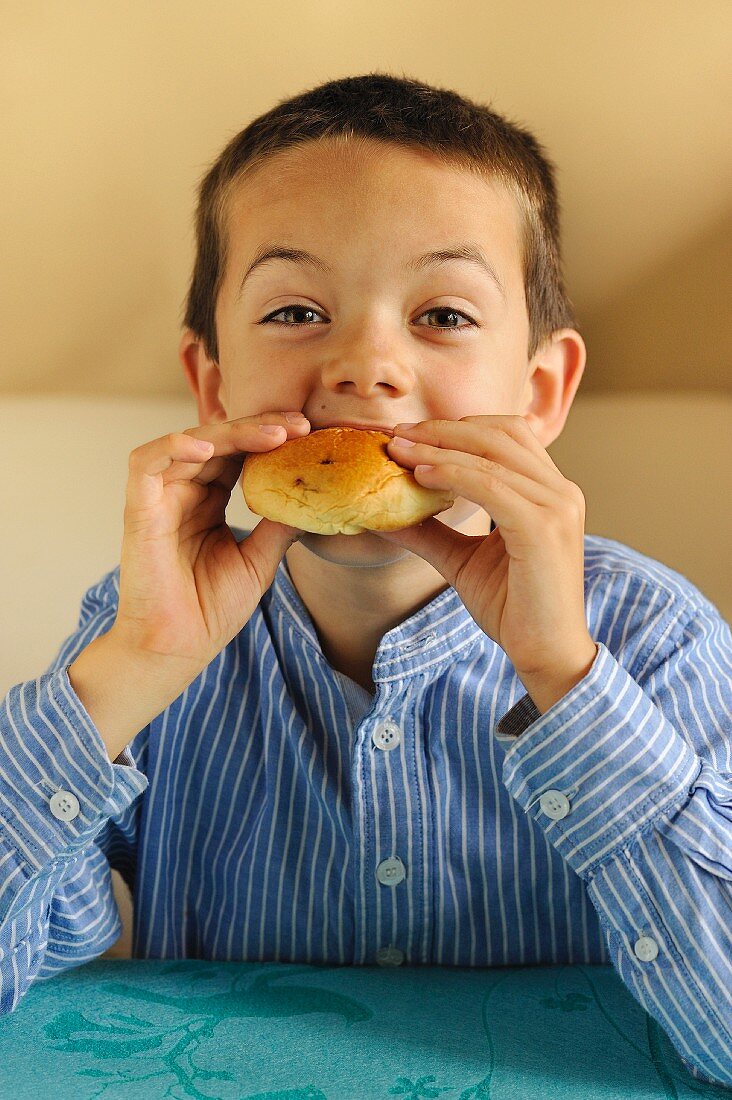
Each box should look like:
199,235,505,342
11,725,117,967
634,935,659,962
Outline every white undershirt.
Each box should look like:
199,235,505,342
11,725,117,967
332,669,376,726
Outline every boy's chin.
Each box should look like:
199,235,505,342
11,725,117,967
294,529,412,567
291,498,485,567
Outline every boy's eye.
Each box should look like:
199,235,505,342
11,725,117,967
262,306,325,326
414,308,476,331
260,305,477,331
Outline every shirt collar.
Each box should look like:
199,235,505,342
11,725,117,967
268,556,487,684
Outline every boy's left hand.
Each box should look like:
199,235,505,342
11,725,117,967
379,415,598,714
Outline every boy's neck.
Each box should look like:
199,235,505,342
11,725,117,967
283,510,491,692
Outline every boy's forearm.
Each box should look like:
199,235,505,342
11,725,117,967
67,632,203,763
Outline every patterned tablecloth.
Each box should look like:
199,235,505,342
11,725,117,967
0,960,727,1099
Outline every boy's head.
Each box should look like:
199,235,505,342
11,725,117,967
180,73,585,561
183,72,578,367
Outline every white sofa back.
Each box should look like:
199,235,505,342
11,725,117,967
2,392,730,696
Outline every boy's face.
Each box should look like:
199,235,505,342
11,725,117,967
186,137,572,565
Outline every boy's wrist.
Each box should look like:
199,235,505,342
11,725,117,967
68,630,205,763
517,638,598,717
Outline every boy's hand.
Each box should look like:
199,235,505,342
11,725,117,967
379,415,597,713
111,411,311,671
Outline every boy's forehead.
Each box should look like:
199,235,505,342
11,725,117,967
224,138,524,284
240,135,448,185
230,136,519,221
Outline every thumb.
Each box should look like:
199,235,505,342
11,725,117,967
238,518,302,591
374,518,476,586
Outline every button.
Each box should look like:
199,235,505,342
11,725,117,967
634,935,659,962
376,857,406,886
538,790,571,821
49,790,80,821
376,945,405,967
372,719,402,751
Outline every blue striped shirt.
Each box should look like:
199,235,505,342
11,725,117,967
1,531,731,1085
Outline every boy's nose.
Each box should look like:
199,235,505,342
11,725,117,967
319,334,414,394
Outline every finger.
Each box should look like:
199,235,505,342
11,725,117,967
206,453,248,495
127,413,310,511
408,457,549,537
158,412,311,489
391,416,562,485
389,437,554,509
183,411,310,462
126,432,220,514
129,431,215,478
463,414,566,478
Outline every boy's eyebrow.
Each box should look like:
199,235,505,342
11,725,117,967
407,245,506,301
238,247,329,299
237,243,506,301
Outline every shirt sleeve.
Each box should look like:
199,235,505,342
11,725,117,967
496,589,732,1088
0,569,149,1015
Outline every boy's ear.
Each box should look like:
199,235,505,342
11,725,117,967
178,329,229,424
520,328,586,448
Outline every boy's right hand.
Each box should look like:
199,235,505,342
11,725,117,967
111,410,311,673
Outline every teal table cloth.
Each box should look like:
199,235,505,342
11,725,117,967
0,960,728,1098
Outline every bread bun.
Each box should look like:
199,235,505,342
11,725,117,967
241,426,454,535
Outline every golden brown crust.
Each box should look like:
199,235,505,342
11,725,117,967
241,426,454,534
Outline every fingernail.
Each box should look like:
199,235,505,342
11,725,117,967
260,424,286,435
391,436,417,448
394,422,417,432
284,411,308,422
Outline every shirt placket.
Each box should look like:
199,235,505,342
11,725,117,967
351,639,433,968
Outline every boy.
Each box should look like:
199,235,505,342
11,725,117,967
1,74,730,1086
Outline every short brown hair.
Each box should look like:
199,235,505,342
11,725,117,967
182,72,577,362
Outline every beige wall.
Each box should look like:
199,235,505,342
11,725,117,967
1,6,729,656
581,207,732,393
2,1,731,398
